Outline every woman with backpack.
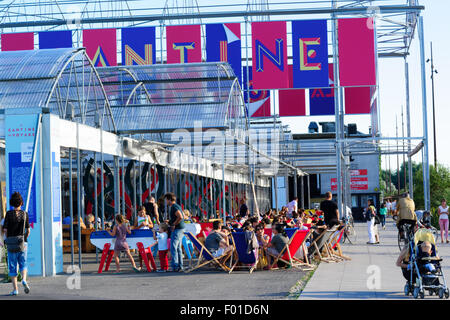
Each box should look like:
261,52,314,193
366,199,380,245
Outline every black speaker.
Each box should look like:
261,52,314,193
348,123,357,135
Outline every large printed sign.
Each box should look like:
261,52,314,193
251,21,289,89
121,27,156,66
331,169,369,191
206,23,242,84
5,114,43,275
83,29,117,67
166,25,202,64
292,20,329,88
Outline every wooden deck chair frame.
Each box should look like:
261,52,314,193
266,230,298,270
184,232,233,273
284,229,315,271
325,228,351,262
228,234,258,274
309,227,337,263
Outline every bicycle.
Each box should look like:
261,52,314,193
397,222,416,251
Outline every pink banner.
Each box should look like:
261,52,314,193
1,33,34,51
252,21,289,89
83,29,117,67
279,65,306,116
331,177,368,191
345,86,372,114
166,25,202,64
338,18,376,86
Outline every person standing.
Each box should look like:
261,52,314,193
366,199,379,244
239,198,249,218
2,192,30,296
386,199,392,214
144,196,160,225
379,202,387,230
320,192,340,229
165,192,185,272
438,199,449,244
286,197,298,219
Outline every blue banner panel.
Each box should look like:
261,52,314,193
292,20,329,88
38,30,72,49
243,66,271,117
206,23,242,84
309,88,335,115
121,27,156,65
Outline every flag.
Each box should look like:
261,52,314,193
309,63,335,116
251,21,289,89
83,29,117,67
1,32,34,51
206,23,242,83
243,66,271,117
121,27,156,66
345,86,375,114
279,65,306,116
338,18,376,86
39,31,72,49
166,25,202,64
292,19,329,88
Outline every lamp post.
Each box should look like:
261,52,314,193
427,42,438,169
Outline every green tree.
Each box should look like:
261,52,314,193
413,164,450,210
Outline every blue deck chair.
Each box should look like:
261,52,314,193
229,232,258,274
184,232,233,273
182,235,196,260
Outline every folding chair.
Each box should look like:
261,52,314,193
229,232,258,274
326,227,351,261
266,229,297,270
184,232,233,273
309,226,339,263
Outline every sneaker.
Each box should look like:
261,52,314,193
156,269,167,273
22,281,30,294
8,290,18,296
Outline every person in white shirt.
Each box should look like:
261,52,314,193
287,197,298,219
386,200,392,213
391,200,397,213
438,199,449,244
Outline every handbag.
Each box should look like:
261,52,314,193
5,210,27,253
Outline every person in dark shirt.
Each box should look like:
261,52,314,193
204,220,233,258
3,192,31,296
143,196,160,225
164,192,185,272
239,198,249,218
320,192,340,228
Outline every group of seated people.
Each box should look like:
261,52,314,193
202,207,332,269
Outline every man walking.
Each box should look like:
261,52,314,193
320,192,340,229
164,192,185,272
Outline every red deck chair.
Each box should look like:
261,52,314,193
280,229,314,270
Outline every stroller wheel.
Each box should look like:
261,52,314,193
445,288,449,299
404,283,411,296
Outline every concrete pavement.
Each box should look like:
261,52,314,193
299,217,450,300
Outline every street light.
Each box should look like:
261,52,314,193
426,42,438,169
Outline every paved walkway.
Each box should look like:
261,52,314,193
300,217,450,300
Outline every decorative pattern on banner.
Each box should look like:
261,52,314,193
279,65,306,117
309,63,335,115
39,31,72,49
243,66,271,117
166,25,202,64
338,18,376,86
121,27,156,66
1,32,34,51
206,23,242,84
251,21,289,89
83,29,117,67
292,19,329,88
345,86,374,114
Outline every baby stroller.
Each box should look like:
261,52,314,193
404,228,449,299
